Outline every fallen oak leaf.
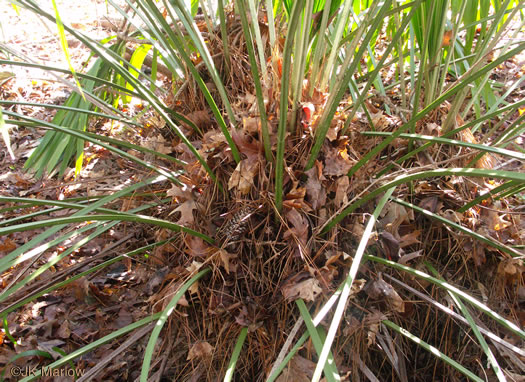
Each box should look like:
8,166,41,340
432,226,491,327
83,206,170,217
168,184,197,225
173,199,196,225
281,277,322,302
228,159,259,195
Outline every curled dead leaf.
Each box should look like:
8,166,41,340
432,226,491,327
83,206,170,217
187,341,214,361
365,275,405,313
334,176,350,207
323,144,354,176
284,209,310,258
304,166,326,210
379,231,400,260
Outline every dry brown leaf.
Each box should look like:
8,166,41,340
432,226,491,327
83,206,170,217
218,249,235,274
323,145,354,176
334,176,350,207
281,277,322,302
399,230,421,248
381,202,411,233
187,341,214,361
143,134,171,154
398,250,423,265
186,236,209,258
173,199,196,225
379,231,400,260
228,159,259,195
202,129,227,151
56,320,70,339
326,119,342,141
243,116,261,133
276,355,315,382
364,310,387,347
186,261,204,274
168,185,197,225
283,181,311,210
304,166,326,210
418,196,440,213
0,238,17,252
284,209,310,258
185,261,204,295
365,275,405,313
486,203,511,233
185,110,212,131
231,129,260,161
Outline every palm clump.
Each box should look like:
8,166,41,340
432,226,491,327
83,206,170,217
0,0,524,381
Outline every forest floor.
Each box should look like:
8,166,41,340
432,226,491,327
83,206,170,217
0,2,524,382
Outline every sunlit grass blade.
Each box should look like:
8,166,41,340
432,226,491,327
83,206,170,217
0,45,127,118
0,100,140,126
169,0,237,124
308,0,332,95
385,273,525,357
319,0,353,91
18,313,162,382
51,0,85,100
140,268,211,381
305,0,392,171
0,175,166,275
5,111,184,186
346,42,525,178
379,98,525,176
339,1,421,135
289,0,314,126
247,0,268,83
9,118,186,167
382,320,484,382
125,43,152,103
275,0,304,212
0,214,214,244
0,58,155,101
0,241,172,316
365,255,524,339
322,168,525,233
457,180,519,213
311,187,395,382
17,0,225,183
296,299,340,382
217,0,231,74
265,0,276,47
362,131,525,161
424,262,506,381
0,107,15,161
0,196,136,224
391,196,522,258
266,284,344,382
224,327,248,382
236,0,272,161
115,0,240,165
0,202,167,303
